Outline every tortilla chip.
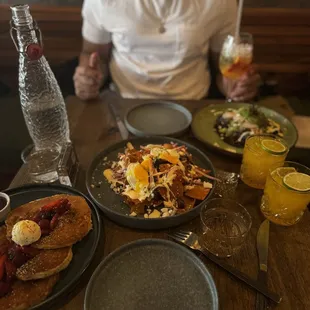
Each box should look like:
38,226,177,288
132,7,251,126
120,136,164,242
126,149,143,163
158,187,168,200
185,186,210,200
124,197,146,215
170,179,183,199
182,196,196,211
159,164,171,172
191,167,211,179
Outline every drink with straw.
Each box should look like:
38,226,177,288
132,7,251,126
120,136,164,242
240,135,288,189
219,0,250,100
261,162,310,226
219,33,253,80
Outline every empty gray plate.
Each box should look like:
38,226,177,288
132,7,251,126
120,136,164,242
84,239,218,310
125,101,192,137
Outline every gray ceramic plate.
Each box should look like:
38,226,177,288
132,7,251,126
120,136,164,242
84,239,218,310
125,101,192,137
191,103,298,157
86,136,215,230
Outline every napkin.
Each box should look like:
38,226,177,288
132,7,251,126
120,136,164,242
292,115,310,149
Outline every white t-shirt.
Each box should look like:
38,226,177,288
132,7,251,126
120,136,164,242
82,0,237,99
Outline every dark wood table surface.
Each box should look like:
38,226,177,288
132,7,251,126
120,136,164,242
9,92,310,310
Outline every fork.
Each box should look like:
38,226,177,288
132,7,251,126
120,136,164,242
168,230,282,304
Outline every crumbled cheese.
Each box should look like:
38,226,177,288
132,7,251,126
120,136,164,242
127,142,134,150
184,185,194,191
203,181,213,189
149,210,161,218
103,169,114,182
164,201,173,208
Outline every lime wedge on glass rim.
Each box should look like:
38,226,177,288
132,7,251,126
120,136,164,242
283,172,310,192
261,139,287,155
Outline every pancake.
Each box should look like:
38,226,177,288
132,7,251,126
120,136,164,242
0,226,7,245
6,195,92,249
0,274,59,310
16,247,72,281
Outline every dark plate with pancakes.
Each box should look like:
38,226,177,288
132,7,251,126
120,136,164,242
0,184,102,310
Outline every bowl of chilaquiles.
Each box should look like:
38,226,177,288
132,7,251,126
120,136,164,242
103,141,216,223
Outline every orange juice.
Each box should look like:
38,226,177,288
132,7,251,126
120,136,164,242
261,163,310,226
240,135,288,189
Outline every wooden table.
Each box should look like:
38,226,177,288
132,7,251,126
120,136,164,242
9,92,310,310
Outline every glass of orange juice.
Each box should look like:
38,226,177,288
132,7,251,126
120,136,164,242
219,33,253,101
240,134,288,189
261,162,310,226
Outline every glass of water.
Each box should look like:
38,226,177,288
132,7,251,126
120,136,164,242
200,198,252,257
24,142,61,183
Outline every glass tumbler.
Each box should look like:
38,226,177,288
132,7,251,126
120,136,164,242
200,198,252,257
261,161,310,226
24,142,61,183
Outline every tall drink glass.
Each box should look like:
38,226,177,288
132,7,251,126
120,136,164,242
219,33,253,101
240,135,288,189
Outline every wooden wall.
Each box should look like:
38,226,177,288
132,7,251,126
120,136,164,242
0,5,310,96
0,5,82,73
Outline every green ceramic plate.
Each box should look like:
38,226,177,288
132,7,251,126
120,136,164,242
191,103,298,157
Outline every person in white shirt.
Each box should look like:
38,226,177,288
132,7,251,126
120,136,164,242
74,0,260,101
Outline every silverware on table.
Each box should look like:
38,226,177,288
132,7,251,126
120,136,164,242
100,92,129,140
168,230,281,304
256,219,270,309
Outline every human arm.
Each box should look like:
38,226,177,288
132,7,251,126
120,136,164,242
74,0,112,100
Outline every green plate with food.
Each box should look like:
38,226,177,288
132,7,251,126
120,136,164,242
191,103,298,156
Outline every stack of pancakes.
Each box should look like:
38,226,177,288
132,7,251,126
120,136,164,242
0,194,92,310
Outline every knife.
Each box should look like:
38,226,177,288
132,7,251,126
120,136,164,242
256,219,270,309
108,101,129,140
100,91,129,140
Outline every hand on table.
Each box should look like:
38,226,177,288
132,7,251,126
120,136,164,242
73,52,103,101
223,66,261,102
